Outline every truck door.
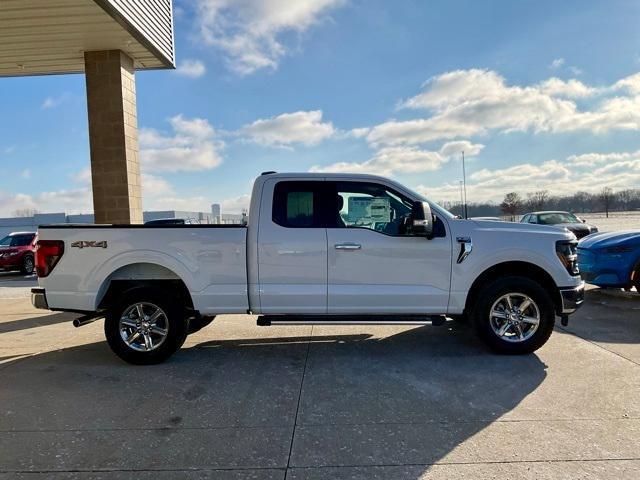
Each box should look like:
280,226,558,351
325,180,452,314
257,179,328,313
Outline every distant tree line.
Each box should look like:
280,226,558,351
440,187,639,220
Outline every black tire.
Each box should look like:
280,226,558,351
471,276,555,354
20,254,34,275
632,265,640,293
104,287,189,365
187,315,216,334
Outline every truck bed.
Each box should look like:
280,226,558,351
37,224,249,314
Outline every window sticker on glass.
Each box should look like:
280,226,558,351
348,196,391,225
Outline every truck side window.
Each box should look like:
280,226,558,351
327,182,415,236
272,181,324,228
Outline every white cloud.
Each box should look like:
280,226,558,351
240,110,335,147
174,59,207,78
368,69,640,145
612,72,640,94
194,0,344,75
417,149,640,203
141,174,174,197
438,140,485,158
568,66,583,76
220,193,251,213
549,58,583,76
0,188,93,216
550,58,565,69
139,115,223,172
569,149,640,166
348,127,371,138
144,194,211,213
310,140,484,176
71,167,92,184
537,78,597,98
42,93,70,109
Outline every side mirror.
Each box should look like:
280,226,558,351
582,218,586,223
411,201,434,239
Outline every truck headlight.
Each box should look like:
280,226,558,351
556,240,579,275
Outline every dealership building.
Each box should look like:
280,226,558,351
1,0,175,224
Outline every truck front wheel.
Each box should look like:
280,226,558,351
104,287,189,365
472,276,555,354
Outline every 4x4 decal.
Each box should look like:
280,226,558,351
70,241,108,249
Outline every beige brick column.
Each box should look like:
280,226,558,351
84,50,143,224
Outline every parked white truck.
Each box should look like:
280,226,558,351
32,172,584,364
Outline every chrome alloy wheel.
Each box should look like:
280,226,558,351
119,302,169,352
489,293,540,343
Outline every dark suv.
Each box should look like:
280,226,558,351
0,232,37,274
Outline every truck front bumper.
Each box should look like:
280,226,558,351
31,288,49,310
558,282,585,314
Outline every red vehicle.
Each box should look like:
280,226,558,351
0,232,37,274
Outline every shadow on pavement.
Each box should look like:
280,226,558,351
0,321,548,477
0,272,37,287
562,288,640,345
0,312,78,334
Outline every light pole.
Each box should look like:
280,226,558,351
462,151,468,219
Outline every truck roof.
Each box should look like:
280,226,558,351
261,172,393,181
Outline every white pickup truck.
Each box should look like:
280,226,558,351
32,172,584,364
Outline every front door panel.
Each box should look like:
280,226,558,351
327,228,451,313
325,180,452,314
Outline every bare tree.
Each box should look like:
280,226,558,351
500,192,523,221
599,187,614,218
616,189,637,211
526,190,549,211
573,191,592,213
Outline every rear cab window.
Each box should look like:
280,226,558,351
272,181,327,228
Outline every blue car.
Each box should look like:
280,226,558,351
577,231,640,290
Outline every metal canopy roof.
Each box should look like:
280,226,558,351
0,0,175,76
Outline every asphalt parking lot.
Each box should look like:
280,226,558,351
0,272,639,479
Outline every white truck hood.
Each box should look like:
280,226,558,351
465,219,577,240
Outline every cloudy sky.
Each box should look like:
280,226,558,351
1,0,640,215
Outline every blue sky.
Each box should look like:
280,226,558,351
1,0,640,215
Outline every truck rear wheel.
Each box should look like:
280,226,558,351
471,276,555,354
104,287,189,365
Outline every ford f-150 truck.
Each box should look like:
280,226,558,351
31,172,584,364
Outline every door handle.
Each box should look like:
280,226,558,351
334,243,362,250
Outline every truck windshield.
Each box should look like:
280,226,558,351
538,213,579,224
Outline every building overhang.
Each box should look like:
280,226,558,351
0,0,175,76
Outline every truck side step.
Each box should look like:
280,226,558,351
257,315,447,327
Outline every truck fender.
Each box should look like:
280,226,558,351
86,250,196,310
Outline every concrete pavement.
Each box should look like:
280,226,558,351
0,276,638,479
